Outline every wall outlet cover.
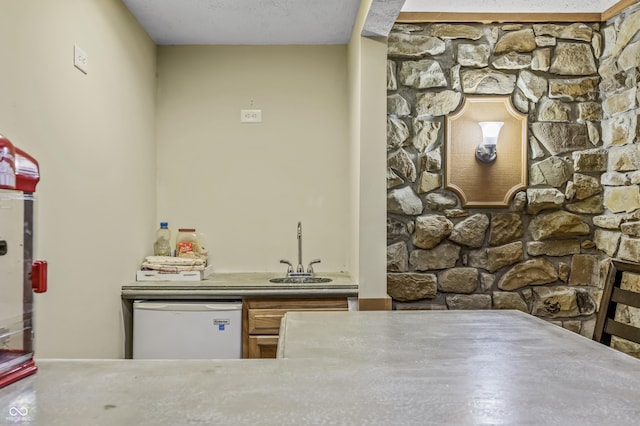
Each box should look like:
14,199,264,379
240,109,262,123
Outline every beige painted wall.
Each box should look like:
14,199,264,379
155,45,350,273
0,0,386,358
349,3,364,287
0,0,156,358
349,0,389,300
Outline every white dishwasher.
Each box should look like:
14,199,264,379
133,300,242,359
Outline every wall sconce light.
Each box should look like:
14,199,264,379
476,121,503,163
445,96,527,208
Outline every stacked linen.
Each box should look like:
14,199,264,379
141,256,206,274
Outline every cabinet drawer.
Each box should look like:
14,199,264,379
246,298,348,310
248,308,349,335
247,309,288,335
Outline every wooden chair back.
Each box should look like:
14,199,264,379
593,259,640,347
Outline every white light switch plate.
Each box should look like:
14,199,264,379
74,44,88,74
240,109,262,123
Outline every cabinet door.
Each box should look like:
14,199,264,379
248,335,279,359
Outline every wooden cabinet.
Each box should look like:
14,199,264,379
247,335,279,359
243,298,348,358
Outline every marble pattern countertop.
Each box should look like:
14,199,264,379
121,272,358,299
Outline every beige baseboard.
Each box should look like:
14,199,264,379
357,297,393,311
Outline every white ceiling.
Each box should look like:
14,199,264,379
122,0,362,45
122,0,624,45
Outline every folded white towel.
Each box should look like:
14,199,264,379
143,256,206,266
141,262,205,273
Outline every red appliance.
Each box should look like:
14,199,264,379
0,134,47,388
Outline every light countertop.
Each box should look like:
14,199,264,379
3,311,640,425
121,272,357,299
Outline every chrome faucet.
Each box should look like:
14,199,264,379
297,221,304,273
307,258,321,274
280,221,321,277
279,259,294,274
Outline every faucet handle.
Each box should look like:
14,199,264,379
280,259,294,274
307,259,321,274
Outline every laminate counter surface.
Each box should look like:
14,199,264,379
121,272,357,298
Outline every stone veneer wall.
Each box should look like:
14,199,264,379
596,3,640,355
386,19,619,337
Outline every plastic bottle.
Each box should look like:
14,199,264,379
176,228,200,257
153,222,172,256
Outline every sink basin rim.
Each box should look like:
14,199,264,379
269,277,333,284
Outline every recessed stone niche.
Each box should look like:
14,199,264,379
385,10,640,340
444,95,528,207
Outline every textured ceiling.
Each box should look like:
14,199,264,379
122,0,362,45
122,0,625,45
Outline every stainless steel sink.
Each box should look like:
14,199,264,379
269,277,333,284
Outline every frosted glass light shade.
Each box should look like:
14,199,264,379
476,121,504,163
